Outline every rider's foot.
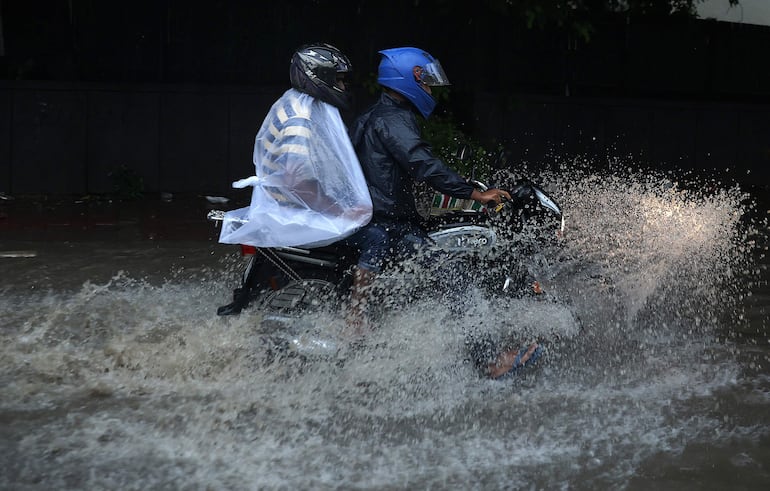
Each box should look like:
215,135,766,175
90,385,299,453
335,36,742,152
342,304,369,339
488,342,542,379
216,301,243,316
342,266,375,337
217,287,252,316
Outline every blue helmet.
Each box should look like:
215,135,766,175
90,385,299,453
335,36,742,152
377,47,450,119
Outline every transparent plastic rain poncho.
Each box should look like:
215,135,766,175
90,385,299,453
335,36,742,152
219,89,373,248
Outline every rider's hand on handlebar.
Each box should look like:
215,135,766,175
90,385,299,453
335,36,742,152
471,188,511,207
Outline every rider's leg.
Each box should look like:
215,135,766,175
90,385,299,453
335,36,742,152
217,254,262,316
347,266,376,334
343,223,390,331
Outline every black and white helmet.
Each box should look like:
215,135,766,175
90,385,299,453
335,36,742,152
289,43,353,110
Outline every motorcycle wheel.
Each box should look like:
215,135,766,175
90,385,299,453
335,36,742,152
255,267,348,361
256,267,347,316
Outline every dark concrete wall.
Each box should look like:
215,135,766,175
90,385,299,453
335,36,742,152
0,82,284,195
1,81,767,196
3,3,770,195
473,93,770,186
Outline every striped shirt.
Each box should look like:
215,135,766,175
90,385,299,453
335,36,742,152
255,89,316,205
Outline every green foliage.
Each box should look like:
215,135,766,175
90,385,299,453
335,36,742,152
419,112,497,181
474,0,742,42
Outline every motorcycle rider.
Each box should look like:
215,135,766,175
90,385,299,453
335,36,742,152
217,42,372,316
345,47,509,324
344,46,541,378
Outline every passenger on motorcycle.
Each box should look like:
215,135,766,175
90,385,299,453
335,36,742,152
217,42,372,257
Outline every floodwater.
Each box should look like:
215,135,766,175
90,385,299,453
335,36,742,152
1,167,769,490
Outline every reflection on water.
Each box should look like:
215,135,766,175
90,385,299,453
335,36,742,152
1,168,769,490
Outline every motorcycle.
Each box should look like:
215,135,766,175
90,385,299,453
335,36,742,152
207,145,571,360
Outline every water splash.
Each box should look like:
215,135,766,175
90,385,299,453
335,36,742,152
1,164,767,489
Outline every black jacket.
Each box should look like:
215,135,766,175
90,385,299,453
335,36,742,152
350,92,474,221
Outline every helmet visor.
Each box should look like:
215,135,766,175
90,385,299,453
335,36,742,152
333,54,352,74
421,60,450,86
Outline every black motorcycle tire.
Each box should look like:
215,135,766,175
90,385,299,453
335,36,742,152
253,266,348,316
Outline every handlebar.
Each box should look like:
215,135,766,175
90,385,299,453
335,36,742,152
481,180,563,232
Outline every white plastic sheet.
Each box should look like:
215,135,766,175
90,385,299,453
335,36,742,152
219,89,372,248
